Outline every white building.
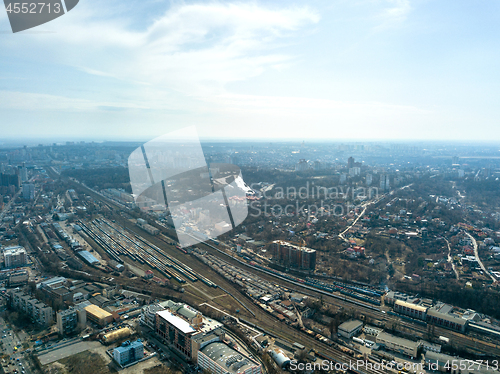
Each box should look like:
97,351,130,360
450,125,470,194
4,246,27,268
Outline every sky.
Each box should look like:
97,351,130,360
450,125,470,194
1,0,500,142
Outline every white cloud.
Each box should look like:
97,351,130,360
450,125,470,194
0,90,150,111
371,0,412,30
4,2,318,95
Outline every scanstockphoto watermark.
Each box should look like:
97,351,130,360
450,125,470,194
289,359,425,373
249,182,379,218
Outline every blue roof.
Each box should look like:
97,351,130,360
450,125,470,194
78,251,99,264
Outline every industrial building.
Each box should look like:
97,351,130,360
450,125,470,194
3,246,27,268
84,304,114,326
269,240,316,270
426,303,468,333
418,340,441,353
8,290,53,326
113,340,144,366
269,347,291,369
198,342,262,374
375,332,420,358
338,320,363,338
77,250,100,265
394,300,428,321
154,300,224,361
102,327,132,344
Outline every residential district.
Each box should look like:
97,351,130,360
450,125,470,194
0,141,500,374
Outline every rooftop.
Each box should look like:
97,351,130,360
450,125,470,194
78,251,99,264
85,304,112,319
157,310,195,334
395,300,428,313
339,319,363,332
377,332,419,349
201,342,258,374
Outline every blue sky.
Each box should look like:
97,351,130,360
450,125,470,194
1,0,500,142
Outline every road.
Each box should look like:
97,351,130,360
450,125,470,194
465,232,496,282
443,238,459,280
0,316,33,374
0,189,21,221
338,184,412,241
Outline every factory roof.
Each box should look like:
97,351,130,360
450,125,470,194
201,342,257,374
78,251,99,264
338,319,363,332
376,332,420,349
84,304,112,319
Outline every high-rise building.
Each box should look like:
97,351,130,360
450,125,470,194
340,173,347,184
56,301,89,335
347,157,355,169
380,174,390,191
154,300,224,361
20,163,28,182
23,183,35,200
269,240,316,271
0,173,20,189
349,167,360,177
366,173,373,186
295,159,308,172
4,246,27,268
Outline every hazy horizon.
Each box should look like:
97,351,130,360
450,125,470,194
1,1,500,141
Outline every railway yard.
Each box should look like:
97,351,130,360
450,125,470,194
21,168,500,374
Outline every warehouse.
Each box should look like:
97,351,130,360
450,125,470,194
376,332,419,358
85,304,114,326
78,250,100,265
338,320,363,338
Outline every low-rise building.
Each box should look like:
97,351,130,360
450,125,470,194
426,303,468,333
418,340,441,353
198,342,262,374
376,332,419,358
84,304,113,327
8,270,28,286
338,320,363,338
363,325,382,336
394,300,428,321
113,340,144,366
